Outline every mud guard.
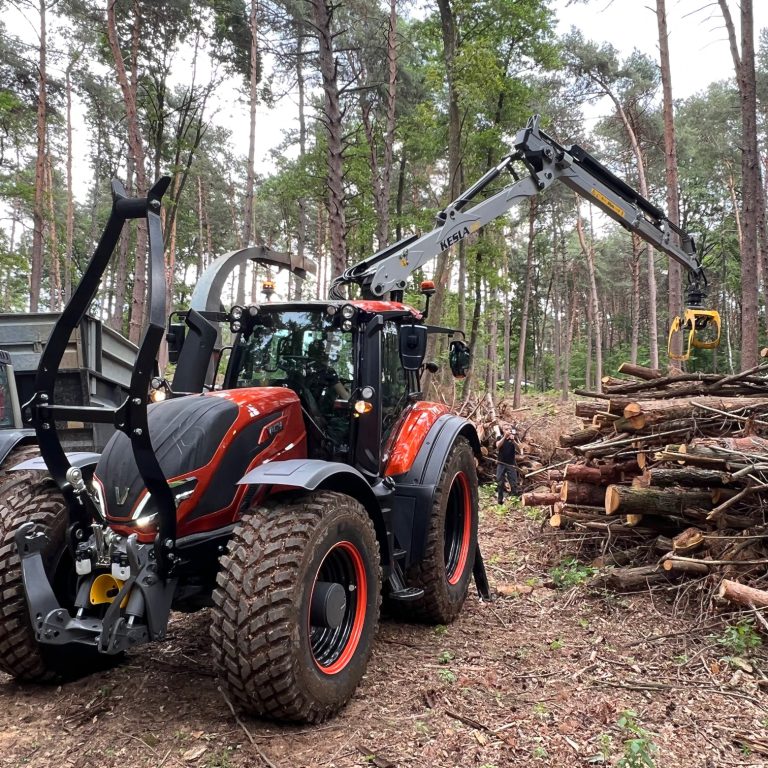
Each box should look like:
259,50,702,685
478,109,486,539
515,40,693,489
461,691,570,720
10,451,101,473
237,459,389,565
0,430,35,466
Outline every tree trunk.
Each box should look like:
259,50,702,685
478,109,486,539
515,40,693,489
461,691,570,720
376,0,397,249
45,153,60,310
107,0,148,343
294,25,308,300
311,0,347,280
238,0,260,304
30,0,48,312
718,0,759,369
64,58,75,303
502,259,511,396
576,201,602,390
656,0,683,360
514,198,537,408
427,0,461,349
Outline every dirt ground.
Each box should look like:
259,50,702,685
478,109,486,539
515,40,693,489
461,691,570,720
1,489,767,768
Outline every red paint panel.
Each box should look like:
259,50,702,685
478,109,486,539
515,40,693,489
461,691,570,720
110,387,307,542
349,300,422,318
383,401,450,477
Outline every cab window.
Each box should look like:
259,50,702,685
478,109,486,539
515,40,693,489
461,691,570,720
381,321,407,441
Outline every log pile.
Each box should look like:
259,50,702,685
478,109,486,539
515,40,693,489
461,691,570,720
528,361,768,603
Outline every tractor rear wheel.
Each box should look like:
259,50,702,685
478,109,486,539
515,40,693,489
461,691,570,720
403,437,478,623
0,476,110,681
211,491,381,722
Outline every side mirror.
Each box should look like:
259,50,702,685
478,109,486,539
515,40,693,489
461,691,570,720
166,322,186,364
399,324,428,371
449,339,471,379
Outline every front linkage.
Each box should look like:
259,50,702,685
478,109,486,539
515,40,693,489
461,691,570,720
16,177,178,655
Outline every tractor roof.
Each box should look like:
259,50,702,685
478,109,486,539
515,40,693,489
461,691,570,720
253,299,423,319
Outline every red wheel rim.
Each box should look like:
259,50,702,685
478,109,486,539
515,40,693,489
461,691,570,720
445,471,472,585
309,540,367,675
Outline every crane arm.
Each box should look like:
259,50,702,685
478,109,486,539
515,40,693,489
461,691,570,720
331,115,707,306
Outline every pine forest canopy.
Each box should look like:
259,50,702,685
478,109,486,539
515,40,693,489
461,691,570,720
0,0,767,399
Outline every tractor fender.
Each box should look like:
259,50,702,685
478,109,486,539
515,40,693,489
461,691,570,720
0,430,36,466
237,459,388,561
389,415,480,567
10,451,102,473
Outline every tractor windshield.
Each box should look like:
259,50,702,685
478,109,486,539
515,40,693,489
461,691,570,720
231,308,355,456
233,309,354,391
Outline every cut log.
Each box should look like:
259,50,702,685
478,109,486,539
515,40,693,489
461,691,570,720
604,559,709,589
559,427,601,448
672,527,705,554
717,579,768,609
635,467,731,489
603,565,666,589
617,362,662,380
564,460,640,486
575,401,609,420
521,491,560,507
560,482,606,507
620,396,768,429
604,485,714,516
661,558,711,576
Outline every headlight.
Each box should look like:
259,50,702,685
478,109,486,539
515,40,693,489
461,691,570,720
91,479,107,521
136,513,158,529
231,320,242,332
342,319,353,331
341,304,355,319
231,305,244,321
131,492,152,520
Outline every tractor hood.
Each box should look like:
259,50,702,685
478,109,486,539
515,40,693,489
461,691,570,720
94,387,303,526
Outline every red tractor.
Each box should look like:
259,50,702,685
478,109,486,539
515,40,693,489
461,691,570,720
0,116,717,722
0,184,484,723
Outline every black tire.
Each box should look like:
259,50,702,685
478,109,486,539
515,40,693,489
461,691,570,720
0,475,113,681
211,491,381,723
403,437,479,623
0,444,41,498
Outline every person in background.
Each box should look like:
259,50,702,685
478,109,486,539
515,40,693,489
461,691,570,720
495,426,519,504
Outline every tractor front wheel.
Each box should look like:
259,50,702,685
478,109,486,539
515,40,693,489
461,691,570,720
0,476,110,681
404,437,479,623
211,491,381,722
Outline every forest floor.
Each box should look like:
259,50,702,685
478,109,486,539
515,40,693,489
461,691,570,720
1,402,767,768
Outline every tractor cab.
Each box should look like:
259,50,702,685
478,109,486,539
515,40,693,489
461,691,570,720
220,300,437,476
224,304,357,460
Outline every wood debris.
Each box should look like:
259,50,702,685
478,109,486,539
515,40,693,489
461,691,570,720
530,361,768,603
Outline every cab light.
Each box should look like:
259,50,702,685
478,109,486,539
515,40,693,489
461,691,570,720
353,400,373,415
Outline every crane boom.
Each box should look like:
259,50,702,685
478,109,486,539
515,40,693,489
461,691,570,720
330,115,707,307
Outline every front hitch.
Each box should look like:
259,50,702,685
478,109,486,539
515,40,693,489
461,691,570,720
15,523,176,654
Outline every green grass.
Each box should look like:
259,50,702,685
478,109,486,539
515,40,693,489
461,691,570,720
549,556,595,589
